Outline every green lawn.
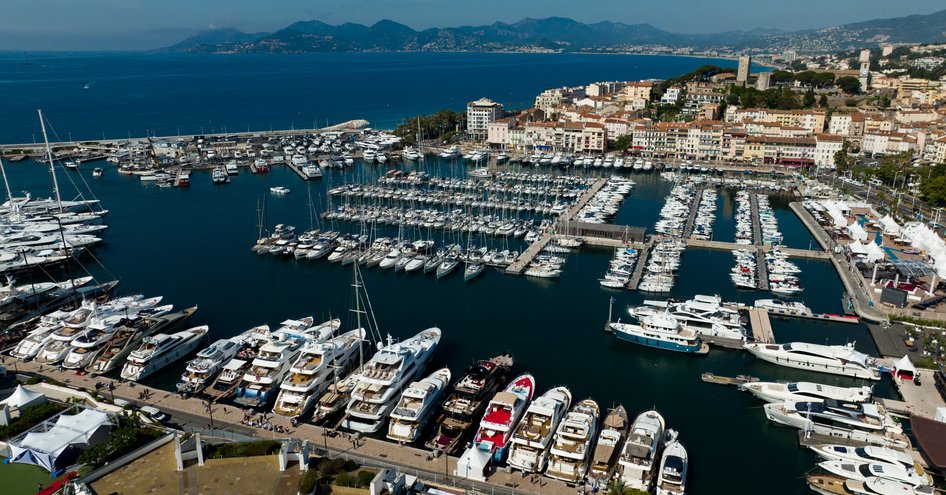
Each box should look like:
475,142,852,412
0,461,55,495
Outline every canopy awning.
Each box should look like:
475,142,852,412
454,445,492,482
893,355,917,380
0,385,46,410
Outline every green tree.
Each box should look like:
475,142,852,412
880,95,891,108
819,94,829,107
803,88,816,108
834,149,849,173
920,175,946,207
836,76,862,95
613,134,633,151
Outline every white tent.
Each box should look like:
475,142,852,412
879,215,901,235
893,355,917,381
848,241,867,256
0,385,46,411
454,445,492,482
8,409,111,472
847,222,868,242
864,242,885,263
904,222,946,277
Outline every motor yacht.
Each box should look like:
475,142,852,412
507,386,572,473
120,325,210,381
387,367,452,443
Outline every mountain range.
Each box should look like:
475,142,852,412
168,10,946,54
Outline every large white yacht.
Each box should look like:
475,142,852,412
754,298,813,317
818,459,932,487
120,325,210,381
764,399,908,448
234,317,329,408
545,398,600,483
655,441,689,495
610,313,709,355
342,328,442,433
619,409,666,490
272,326,364,419
629,294,746,341
588,405,629,483
810,444,920,470
87,306,198,375
742,381,873,404
467,373,536,462
806,474,933,495
743,342,881,380
386,367,452,443
176,334,248,395
507,386,573,473
62,304,174,370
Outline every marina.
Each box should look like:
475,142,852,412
0,144,941,495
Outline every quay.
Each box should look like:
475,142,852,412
748,307,775,343
700,372,758,386
505,178,608,274
789,201,888,323
3,358,576,495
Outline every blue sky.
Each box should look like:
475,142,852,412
2,0,943,51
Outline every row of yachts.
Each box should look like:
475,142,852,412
374,170,596,199
327,187,578,216
573,177,635,224
323,204,565,229
689,188,718,241
735,378,931,494
641,180,708,293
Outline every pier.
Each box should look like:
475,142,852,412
748,307,775,343
701,373,759,386
757,246,770,291
505,178,608,274
683,185,706,239
684,239,828,260
750,192,762,245
285,159,314,181
626,239,655,290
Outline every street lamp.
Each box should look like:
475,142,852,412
203,400,216,430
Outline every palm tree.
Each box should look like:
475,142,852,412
607,479,627,495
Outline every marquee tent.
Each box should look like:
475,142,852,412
8,409,111,472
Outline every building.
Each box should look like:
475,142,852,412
619,81,654,102
782,50,797,63
858,49,872,91
744,135,816,165
755,72,772,91
466,98,504,141
814,134,844,168
585,81,625,97
660,86,682,105
737,56,751,85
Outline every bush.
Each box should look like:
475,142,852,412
0,402,67,440
25,376,43,385
77,465,94,477
205,440,281,459
77,416,163,468
316,457,357,476
298,469,321,495
914,357,937,369
354,470,376,488
335,472,354,487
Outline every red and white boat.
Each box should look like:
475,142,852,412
473,373,535,461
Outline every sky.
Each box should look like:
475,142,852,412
1,0,944,51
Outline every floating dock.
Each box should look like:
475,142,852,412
285,160,314,181
701,373,759,386
749,192,762,245
684,239,828,260
683,185,705,239
756,246,769,291
748,307,775,343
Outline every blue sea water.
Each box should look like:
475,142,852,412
0,51,745,144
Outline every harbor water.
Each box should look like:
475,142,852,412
3,157,895,495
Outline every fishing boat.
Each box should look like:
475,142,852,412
545,398,600,483
609,313,709,355
589,405,630,483
120,325,209,382
426,352,514,454
655,441,689,495
387,367,452,443
342,328,442,433
743,342,881,380
507,386,573,473
272,326,364,419
618,409,666,490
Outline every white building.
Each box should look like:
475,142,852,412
814,134,844,168
660,87,682,105
466,98,504,141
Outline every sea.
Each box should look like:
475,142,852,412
0,52,879,495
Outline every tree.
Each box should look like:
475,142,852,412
880,95,891,108
836,76,862,95
834,149,849,173
919,175,946,207
803,88,816,108
844,98,858,107
613,134,633,151
819,94,829,107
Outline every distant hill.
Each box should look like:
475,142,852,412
168,10,946,54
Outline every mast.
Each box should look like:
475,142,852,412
0,157,12,204
38,109,63,213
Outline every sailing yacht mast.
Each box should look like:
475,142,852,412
37,109,63,213
0,157,13,205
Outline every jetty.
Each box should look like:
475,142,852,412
626,239,654,290
757,246,770,291
505,178,607,274
285,159,313,181
750,192,762,245
684,239,828,260
701,372,759,386
683,185,706,238
748,307,775,343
